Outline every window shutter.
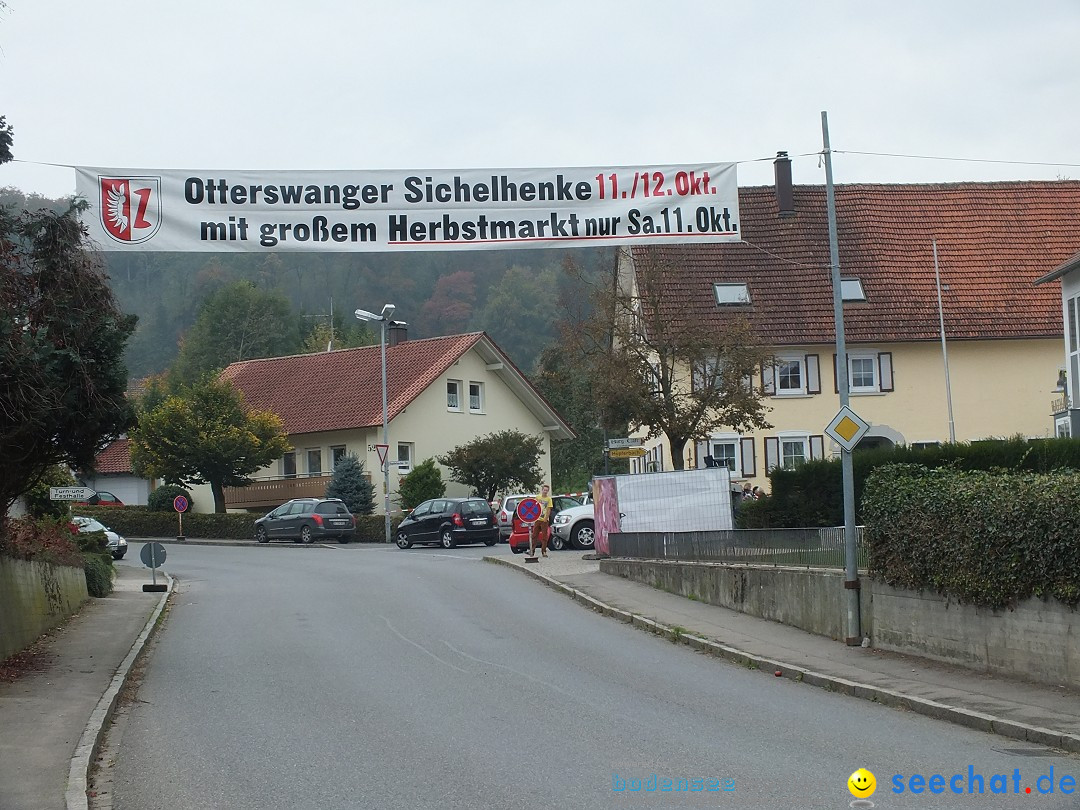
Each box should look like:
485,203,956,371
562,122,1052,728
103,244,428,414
833,354,839,394
764,437,779,472
806,354,821,394
761,363,776,395
809,435,825,459
741,437,757,477
879,352,894,392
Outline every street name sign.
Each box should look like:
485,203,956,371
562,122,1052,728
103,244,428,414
49,487,95,501
825,406,871,452
607,438,643,449
608,447,647,459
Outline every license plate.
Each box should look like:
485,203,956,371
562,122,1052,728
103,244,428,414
470,519,487,525
331,520,347,526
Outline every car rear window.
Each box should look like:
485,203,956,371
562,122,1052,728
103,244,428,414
459,500,493,517
316,502,350,515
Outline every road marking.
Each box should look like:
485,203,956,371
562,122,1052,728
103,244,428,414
440,640,577,699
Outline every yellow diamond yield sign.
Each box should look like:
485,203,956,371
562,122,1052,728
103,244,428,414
825,406,870,452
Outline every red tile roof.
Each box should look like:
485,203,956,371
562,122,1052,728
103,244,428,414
220,332,487,435
632,181,1080,345
95,438,133,474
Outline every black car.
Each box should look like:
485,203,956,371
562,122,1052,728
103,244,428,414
396,497,499,549
254,498,356,544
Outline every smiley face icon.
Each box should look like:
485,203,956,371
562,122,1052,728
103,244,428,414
848,768,876,798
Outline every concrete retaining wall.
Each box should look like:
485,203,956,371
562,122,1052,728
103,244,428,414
601,558,1080,688
0,555,88,660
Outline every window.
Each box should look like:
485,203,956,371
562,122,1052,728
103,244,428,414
910,441,941,451
1068,295,1079,407
1057,417,1072,439
469,382,484,413
777,360,803,393
397,443,413,473
841,278,866,301
331,445,347,469
712,441,738,473
835,352,894,394
765,355,821,397
781,438,808,470
282,452,296,479
714,283,750,305
447,380,462,411
306,449,322,477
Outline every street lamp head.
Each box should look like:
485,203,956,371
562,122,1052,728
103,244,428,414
354,308,380,322
381,303,396,320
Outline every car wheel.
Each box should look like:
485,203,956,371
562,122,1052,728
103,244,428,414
550,532,567,552
396,532,412,549
511,545,524,554
440,529,456,549
301,525,314,544
338,536,350,544
484,538,497,546
572,520,595,549
256,527,268,544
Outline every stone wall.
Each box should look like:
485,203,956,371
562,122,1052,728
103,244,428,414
0,555,88,660
601,558,1080,688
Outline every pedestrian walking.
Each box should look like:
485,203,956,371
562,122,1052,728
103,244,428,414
529,484,553,558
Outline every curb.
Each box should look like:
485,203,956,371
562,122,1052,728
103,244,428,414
66,572,175,810
484,556,1080,754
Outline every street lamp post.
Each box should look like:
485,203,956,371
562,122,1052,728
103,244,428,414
355,303,398,545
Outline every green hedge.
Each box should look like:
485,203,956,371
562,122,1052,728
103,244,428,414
744,436,1080,528
862,464,1080,609
83,552,114,597
75,505,401,541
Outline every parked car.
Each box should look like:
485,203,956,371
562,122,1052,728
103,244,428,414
396,497,498,549
495,493,581,540
550,502,595,549
254,498,356,544
73,490,124,507
71,515,128,559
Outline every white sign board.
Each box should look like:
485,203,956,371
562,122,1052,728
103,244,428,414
74,164,740,253
607,437,644,448
825,405,871,452
613,467,733,533
49,486,95,501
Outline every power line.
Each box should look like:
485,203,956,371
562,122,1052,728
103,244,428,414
833,150,1080,169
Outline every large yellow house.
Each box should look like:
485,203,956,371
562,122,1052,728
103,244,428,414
623,175,1080,484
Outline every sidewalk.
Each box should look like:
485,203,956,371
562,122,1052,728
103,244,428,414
486,553,1080,754
0,564,170,810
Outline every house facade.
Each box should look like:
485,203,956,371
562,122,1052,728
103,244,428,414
623,173,1080,483
1036,250,1080,438
193,330,573,514
83,438,152,506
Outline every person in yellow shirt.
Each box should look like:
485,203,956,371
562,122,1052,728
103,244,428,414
529,484,553,558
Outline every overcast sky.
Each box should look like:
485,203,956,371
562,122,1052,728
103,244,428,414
2,0,1078,199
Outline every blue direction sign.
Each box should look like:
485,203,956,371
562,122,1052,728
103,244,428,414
173,495,189,513
517,497,542,523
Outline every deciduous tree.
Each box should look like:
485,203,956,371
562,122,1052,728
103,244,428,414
130,376,290,512
438,430,544,502
0,199,137,517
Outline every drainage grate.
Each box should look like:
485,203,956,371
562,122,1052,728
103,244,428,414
992,747,1058,757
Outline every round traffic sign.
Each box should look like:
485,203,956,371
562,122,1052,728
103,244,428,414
173,495,189,513
140,542,168,569
517,497,542,523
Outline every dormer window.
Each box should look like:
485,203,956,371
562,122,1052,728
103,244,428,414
841,278,866,301
714,283,750,305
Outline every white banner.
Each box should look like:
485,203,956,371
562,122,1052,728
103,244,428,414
74,164,740,252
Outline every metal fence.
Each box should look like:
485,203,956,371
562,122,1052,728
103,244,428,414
608,526,867,570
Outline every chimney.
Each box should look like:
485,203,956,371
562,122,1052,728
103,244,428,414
774,151,795,217
388,322,408,346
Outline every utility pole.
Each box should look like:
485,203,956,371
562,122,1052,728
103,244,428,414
822,111,862,646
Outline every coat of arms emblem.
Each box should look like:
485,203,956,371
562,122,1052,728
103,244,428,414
99,176,161,243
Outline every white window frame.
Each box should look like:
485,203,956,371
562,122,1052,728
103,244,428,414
775,355,806,396
1067,294,1079,407
397,442,413,473
707,435,741,477
714,283,750,305
841,277,866,301
446,379,462,412
468,381,484,413
848,353,879,394
779,433,809,471
306,448,323,477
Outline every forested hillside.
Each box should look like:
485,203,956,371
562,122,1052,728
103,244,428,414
2,187,611,379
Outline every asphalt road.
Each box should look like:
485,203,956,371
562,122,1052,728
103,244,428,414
107,542,1080,809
